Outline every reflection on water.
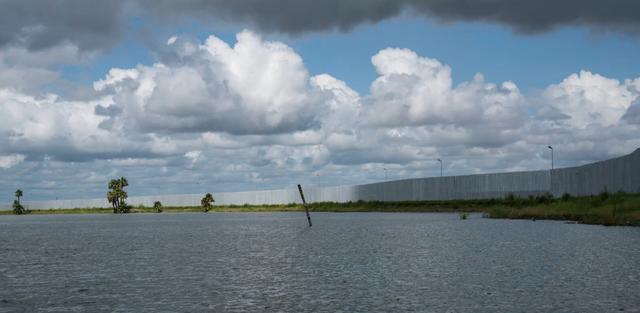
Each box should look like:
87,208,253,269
0,213,639,312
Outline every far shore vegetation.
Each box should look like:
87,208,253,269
3,191,639,227
201,193,215,212
107,177,130,213
12,189,28,215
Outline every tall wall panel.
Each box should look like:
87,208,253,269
551,148,640,196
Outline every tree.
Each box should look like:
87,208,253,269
12,189,25,215
15,189,22,202
153,201,163,213
12,200,25,215
201,193,214,212
107,177,129,213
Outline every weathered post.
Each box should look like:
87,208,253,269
297,184,312,227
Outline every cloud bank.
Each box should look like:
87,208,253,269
1,0,639,54
95,32,322,135
1,30,639,201
143,0,640,35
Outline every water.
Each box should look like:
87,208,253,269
0,213,639,313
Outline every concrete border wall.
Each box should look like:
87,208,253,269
551,148,640,196
4,148,639,211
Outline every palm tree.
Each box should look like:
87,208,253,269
15,189,23,203
107,189,118,213
107,177,129,213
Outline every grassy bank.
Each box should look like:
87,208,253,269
2,193,639,226
486,192,640,226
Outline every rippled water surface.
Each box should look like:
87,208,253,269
1,213,639,312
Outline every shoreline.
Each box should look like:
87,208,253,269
2,193,639,226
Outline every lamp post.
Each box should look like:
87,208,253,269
548,146,554,170
383,167,388,180
437,158,443,177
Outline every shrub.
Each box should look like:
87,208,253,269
12,200,26,215
598,189,610,201
505,193,517,204
614,190,627,198
535,192,554,204
201,193,215,212
153,201,162,213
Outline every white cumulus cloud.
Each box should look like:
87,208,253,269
97,30,324,135
365,48,524,128
538,70,639,127
1,30,639,201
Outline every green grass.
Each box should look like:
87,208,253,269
486,192,640,226
3,192,639,226
0,208,114,215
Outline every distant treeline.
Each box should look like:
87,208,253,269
3,191,639,226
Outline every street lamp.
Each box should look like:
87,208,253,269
548,146,554,170
383,167,388,180
437,158,443,177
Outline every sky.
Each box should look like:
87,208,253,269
1,0,640,202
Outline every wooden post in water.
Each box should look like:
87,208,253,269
297,184,312,227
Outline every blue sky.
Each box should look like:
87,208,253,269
64,15,640,96
294,18,640,95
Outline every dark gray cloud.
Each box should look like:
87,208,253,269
0,0,125,51
139,0,404,33
2,0,639,53
410,0,640,34
141,0,640,35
